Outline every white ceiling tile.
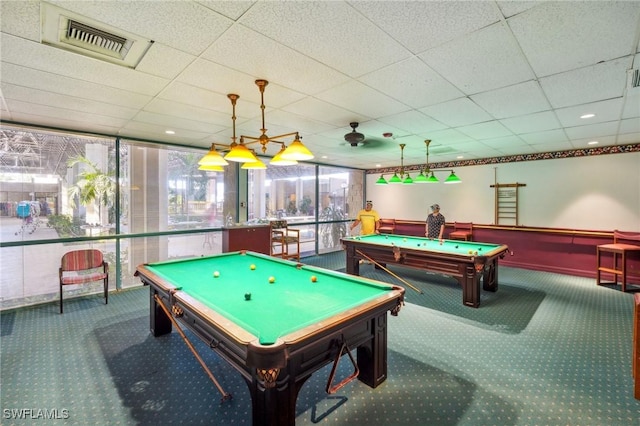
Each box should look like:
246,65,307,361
618,132,640,144
496,1,538,18
378,110,447,135
135,43,196,80
282,98,362,128
237,1,409,77
1,0,40,41
622,89,640,119
540,58,631,109
131,111,226,135
508,1,640,77
196,0,254,20
530,141,575,153
421,128,477,146
1,34,169,96
353,1,501,54
555,98,625,127
500,111,561,135
0,63,153,108
479,135,528,150
2,83,139,120
569,135,618,149
420,98,493,127
316,80,410,119
564,121,620,140
5,99,128,128
360,58,464,109
519,129,569,145
618,118,640,135
456,121,514,140
419,22,535,94
200,25,350,95
158,82,240,118
471,80,550,119
143,98,232,128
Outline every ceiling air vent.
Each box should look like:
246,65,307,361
630,69,640,88
65,20,129,59
41,2,153,68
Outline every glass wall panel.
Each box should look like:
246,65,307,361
0,125,115,243
119,140,236,234
247,163,364,255
247,163,316,224
317,166,364,254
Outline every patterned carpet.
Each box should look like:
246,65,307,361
1,251,638,425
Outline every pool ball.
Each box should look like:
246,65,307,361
385,235,388,239
417,243,421,247
474,251,478,255
310,275,317,282
213,271,220,277
455,245,459,249
250,264,256,270
403,238,407,242
478,248,482,251
468,250,473,255
268,276,275,283
244,293,251,300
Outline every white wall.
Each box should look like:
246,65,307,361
366,152,640,232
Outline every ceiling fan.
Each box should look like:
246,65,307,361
341,122,386,149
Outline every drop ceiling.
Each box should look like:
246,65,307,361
1,0,639,169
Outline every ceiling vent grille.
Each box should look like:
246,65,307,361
631,69,640,88
66,20,129,58
41,2,153,68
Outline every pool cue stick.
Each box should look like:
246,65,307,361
153,294,232,402
355,249,423,294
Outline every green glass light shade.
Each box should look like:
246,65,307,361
375,175,388,185
388,173,402,184
413,171,428,183
427,172,439,183
402,174,413,184
444,172,461,184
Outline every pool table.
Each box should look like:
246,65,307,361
341,234,510,308
135,251,405,426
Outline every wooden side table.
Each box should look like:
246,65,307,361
596,230,640,292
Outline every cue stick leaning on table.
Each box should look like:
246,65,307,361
355,249,423,294
153,294,232,403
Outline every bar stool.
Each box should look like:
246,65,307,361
596,230,640,292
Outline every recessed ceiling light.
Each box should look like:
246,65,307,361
321,155,328,159
456,155,464,159
580,114,595,119
376,164,381,168
165,130,175,135
587,140,599,145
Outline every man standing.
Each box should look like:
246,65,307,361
350,200,380,236
425,203,445,242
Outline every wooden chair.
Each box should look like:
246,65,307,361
596,230,640,292
270,220,300,261
449,222,473,241
378,219,395,234
59,249,109,314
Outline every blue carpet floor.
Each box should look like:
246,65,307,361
1,252,638,425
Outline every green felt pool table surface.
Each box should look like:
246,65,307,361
343,233,505,256
142,251,398,345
